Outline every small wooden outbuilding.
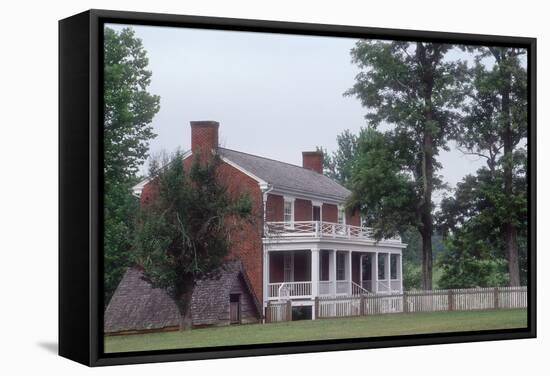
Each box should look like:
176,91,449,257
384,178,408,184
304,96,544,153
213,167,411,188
104,260,261,334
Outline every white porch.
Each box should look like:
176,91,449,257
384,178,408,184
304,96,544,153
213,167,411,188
264,249,404,301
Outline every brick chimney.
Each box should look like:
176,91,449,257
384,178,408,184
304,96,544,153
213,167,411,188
190,121,219,156
302,151,323,174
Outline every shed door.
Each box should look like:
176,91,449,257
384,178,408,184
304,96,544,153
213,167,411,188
230,294,241,324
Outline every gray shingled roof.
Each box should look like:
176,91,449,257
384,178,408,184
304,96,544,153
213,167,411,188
104,260,260,333
219,148,350,201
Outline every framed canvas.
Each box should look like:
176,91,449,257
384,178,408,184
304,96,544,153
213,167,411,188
59,9,536,366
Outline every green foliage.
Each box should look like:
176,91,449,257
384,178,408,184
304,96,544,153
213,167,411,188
345,41,469,289
132,152,253,326
437,235,510,289
436,158,527,287
347,128,418,239
318,130,358,188
104,27,160,186
437,46,528,287
103,27,160,306
104,180,139,304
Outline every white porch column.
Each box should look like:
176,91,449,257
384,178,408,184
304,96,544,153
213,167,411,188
359,255,363,289
263,247,270,314
385,253,391,294
373,252,378,294
311,248,320,297
311,248,320,320
399,253,404,293
331,249,337,296
348,250,352,295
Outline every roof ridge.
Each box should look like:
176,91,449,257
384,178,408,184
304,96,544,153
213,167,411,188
219,147,323,175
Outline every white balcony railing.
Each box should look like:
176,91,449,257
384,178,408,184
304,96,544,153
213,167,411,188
264,221,401,242
268,282,312,299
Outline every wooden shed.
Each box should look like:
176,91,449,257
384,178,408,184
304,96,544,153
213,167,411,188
104,260,261,334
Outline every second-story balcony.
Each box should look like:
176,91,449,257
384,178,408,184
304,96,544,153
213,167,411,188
264,221,401,243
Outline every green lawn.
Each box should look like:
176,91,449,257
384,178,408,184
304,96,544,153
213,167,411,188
105,309,527,353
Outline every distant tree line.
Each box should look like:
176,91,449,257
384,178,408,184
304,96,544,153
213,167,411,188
323,42,527,289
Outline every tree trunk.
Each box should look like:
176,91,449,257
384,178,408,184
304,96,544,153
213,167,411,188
419,130,434,290
500,57,521,286
421,228,433,290
415,42,435,291
174,281,195,331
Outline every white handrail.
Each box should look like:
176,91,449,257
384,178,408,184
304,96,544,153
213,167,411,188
265,221,401,242
351,281,369,296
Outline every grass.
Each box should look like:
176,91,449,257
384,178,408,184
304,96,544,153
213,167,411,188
104,309,527,353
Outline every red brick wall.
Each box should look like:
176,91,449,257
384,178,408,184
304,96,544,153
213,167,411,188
215,160,264,304
322,203,338,223
348,210,361,227
266,194,284,222
140,178,159,206
294,199,312,221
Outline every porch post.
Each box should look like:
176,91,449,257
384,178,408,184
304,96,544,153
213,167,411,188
373,252,378,294
348,250,352,295
385,253,391,294
331,249,337,296
399,253,404,293
311,248,319,298
263,247,270,314
359,254,363,290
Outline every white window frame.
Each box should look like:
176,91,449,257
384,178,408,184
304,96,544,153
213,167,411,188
283,197,295,228
337,205,346,225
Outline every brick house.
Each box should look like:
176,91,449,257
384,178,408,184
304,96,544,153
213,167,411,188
127,120,406,324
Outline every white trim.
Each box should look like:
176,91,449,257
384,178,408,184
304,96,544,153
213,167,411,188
263,237,407,250
283,198,295,229
337,205,346,226
220,156,268,186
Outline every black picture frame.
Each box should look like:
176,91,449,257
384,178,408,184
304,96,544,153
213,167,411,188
59,9,537,367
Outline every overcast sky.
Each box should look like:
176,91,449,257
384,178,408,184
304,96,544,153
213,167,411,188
108,23,493,197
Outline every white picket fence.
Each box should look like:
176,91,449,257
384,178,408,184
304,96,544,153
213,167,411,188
265,301,292,323
316,286,527,319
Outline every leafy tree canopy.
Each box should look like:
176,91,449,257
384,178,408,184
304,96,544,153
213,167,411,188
103,27,160,306
132,152,253,330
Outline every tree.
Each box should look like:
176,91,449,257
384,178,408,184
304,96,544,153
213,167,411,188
437,151,528,287
132,152,253,330
452,47,527,286
318,130,358,188
103,27,160,306
345,41,467,289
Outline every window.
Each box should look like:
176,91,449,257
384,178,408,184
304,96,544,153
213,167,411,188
337,206,345,225
312,205,321,221
378,253,386,280
283,199,294,227
336,252,346,281
391,254,399,280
